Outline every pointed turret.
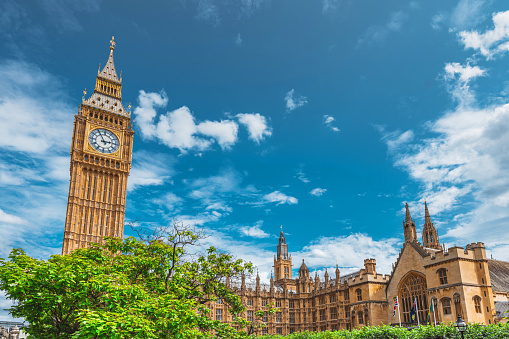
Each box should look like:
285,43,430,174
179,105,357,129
335,264,340,283
405,202,412,223
270,272,274,293
422,201,441,250
403,202,418,243
277,225,288,260
241,272,246,291
299,259,309,279
256,271,260,292
274,225,292,281
83,36,128,116
324,268,329,285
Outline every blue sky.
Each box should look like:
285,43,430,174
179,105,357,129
2,0,509,319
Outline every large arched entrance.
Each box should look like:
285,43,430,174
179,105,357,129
398,272,428,324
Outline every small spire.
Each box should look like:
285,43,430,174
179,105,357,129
98,36,120,82
82,88,87,102
424,200,431,224
405,203,412,223
109,36,116,52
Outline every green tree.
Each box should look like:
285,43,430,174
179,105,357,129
0,221,265,339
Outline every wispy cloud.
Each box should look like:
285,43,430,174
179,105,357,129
263,191,298,205
236,113,272,143
295,170,310,183
357,9,409,47
285,89,307,112
128,151,175,191
459,10,509,59
134,90,272,153
235,33,242,45
310,188,327,197
295,233,400,275
323,115,340,132
239,221,270,238
432,0,487,32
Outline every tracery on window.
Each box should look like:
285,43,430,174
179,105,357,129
399,272,428,323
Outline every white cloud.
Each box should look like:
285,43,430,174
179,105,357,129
386,102,509,259
197,119,238,150
380,129,414,152
128,151,175,191
459,10,509,59
431,0,487,32
0,208,27,225
239,221,270,238
296,170,310,183
135,91,274,152
285,89,307,112
310,188,327,197
444,62,486,83
323,115,340,132
263,191,298,205
0,60,73,154
236,113,272,143
295,233,400,275
443,62,486,107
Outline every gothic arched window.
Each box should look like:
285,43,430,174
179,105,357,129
437,268,448,285
399,272,428,323
356,289,362,301
473,296,482,313
357,311,364,325
441,297,452,315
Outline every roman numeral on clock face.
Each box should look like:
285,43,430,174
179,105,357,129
88,128,120,154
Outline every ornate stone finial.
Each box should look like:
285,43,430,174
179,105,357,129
110,36,116,51
82,88,87,102
280,225,283,232
128,103,131,113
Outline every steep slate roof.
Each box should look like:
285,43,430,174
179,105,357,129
488,259,509,292
495,301,509,318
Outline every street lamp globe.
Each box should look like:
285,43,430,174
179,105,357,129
455,315,467,338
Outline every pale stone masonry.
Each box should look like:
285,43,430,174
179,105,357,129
208,203,509,335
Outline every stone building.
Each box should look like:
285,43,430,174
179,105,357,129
208,202,509,335
61,37,134,255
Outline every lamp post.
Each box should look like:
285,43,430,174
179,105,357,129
455,315,467,339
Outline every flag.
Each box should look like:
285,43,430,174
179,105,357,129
410,299,417,323
426,299,434,324
393,297,399,317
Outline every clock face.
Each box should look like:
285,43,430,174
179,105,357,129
88,128,120,154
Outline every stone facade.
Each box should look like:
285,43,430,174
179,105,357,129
62,37,134,255
209,203,509,334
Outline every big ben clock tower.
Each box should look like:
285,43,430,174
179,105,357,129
62,37,134,255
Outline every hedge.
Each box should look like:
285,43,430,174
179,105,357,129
257,323,509,339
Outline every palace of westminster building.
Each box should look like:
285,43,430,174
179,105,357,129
61,39,509,335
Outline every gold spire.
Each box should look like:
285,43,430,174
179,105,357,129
99,36,120,83
110,36,116,51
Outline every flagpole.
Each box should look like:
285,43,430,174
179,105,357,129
397,297,402,327
433,299,436,327
415,298,420,326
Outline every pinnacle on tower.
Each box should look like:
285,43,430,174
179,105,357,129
424,200,431,224
98,36,120,83
405,203,412,223
422,201,441,250
403,202,418,243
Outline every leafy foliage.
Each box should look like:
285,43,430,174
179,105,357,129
0,222,270,339
258,323,509,339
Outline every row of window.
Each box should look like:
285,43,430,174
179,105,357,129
88,110,124,124
84,155,121,169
